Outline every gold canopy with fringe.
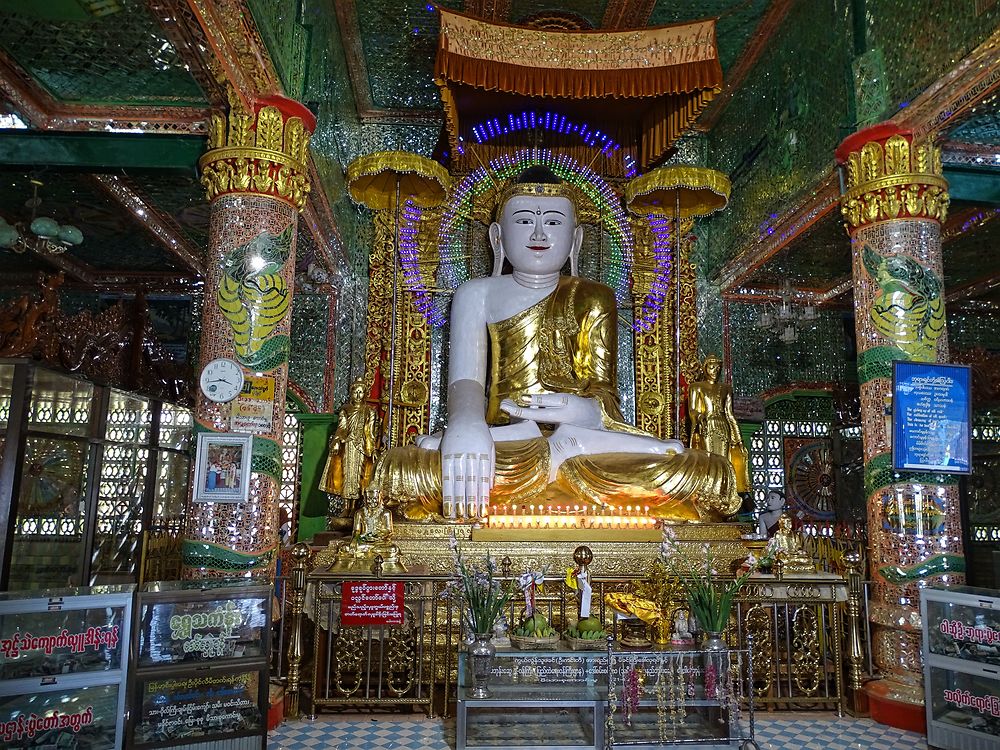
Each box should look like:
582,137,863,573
434,8,723,170
625,166,731,218
346,151,450,210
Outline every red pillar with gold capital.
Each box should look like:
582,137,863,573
182,95,315,577
835,123,964,729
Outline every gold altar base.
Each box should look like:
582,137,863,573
313,520,754,577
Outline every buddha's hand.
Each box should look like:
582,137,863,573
500,393,603,429
440,420,494,520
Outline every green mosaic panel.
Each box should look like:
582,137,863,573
704,0,853,275
357,0,463,110
949,103,1000,144
949,310,1000,351
303,2,366,269
127,172,210,251
648,0,772,72
743,211,852,290
942,209,1000,289
852,47,891,129
727,301,851,401
0,0,206,105
289,292,330,411
763,393,834,422
359,123,442,158
866,0,1000,113
247,0,308,99
696,259,724,361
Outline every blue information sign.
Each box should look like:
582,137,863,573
892,361,971,474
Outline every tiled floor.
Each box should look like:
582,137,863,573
269,713,928,749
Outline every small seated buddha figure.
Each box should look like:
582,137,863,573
768,513,815,574
374,166,742,523
333,487,404,572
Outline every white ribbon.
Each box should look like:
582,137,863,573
577,569,592,619
518,571,544,615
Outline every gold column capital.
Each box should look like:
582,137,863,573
835,123,949,231
199,93,314,210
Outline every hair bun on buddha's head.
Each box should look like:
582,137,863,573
513,165,561,185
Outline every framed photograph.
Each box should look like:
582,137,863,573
892,361,972,474
193,432,253,503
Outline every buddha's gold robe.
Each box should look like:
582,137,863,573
375,276,741,521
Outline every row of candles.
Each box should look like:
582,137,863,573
486,503,659,529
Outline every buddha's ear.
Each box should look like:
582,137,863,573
569,225,584,276
488,222,504,277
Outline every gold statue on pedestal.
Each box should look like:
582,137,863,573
688,353,750,493
332,488,405,573
374,167,742,523
320,379,379,526
768,513,815,574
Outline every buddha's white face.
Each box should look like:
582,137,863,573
491,194,582,276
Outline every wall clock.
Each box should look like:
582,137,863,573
199,358,245,403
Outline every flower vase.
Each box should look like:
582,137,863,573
469,633,496,698
703,630,727,651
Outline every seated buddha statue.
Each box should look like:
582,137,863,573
374,166,742,523
768,513,815,574
333,487,404,573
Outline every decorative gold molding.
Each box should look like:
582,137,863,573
838,133,949,230
198,96,312,209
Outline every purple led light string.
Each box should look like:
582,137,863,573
397,199,444,326
636,214,673,331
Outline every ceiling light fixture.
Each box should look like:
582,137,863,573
755,279,817,343
0,178,84,255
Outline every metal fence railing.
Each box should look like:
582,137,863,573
281,546,867,719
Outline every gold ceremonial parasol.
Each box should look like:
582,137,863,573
346,151,449,210
625,166,731,439
346,151,450,448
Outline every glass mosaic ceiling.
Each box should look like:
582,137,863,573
0,0,207,106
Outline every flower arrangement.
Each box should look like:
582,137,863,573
661,528,755,633
445,537,515,636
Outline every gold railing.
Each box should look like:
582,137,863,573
284,543,863,719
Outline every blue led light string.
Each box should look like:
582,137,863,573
464,109,637,178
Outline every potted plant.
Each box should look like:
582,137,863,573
661,528,754,650
445,539,515,697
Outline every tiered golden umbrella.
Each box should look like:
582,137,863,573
346,151,449,447
625,166,731,439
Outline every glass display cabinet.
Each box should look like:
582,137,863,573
0,584,134,749
127,579,272,750
921,585,1000,750
457,646,607,750
456,642,759,750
